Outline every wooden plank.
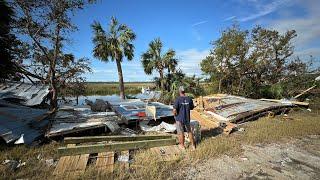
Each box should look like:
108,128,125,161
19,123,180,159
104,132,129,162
260,98,309,106
150,145,184,162
96,152,114,174
53,144,76,176
191,110,218,129
66,155,81,178
64,134,173,144
294,85,317,99
58,138,177,157
73,154,89,176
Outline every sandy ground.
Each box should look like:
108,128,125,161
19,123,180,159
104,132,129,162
179,135,320,180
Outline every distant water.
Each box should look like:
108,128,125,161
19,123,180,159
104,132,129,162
62,94,123,106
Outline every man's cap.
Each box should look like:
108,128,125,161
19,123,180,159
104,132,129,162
179,86,185,92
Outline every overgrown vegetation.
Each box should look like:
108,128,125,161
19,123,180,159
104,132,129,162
84,82,153,95
201,24,320,99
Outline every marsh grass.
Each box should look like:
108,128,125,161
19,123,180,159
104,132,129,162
84,82,154,95
1,101,319,179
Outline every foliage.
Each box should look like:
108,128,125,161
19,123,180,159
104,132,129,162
0,0,28,81
11,0,93,109
200,24,319,99
91,16,136,99
159,69,203,104
141,38,177,90
84,82,153,95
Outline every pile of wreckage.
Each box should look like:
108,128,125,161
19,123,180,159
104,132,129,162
0,81,312,177
191,94,310,134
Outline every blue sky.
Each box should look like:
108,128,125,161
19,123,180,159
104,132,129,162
67,0,320,82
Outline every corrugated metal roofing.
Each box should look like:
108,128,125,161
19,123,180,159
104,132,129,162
0,81,49,106
203,95,293,123
0,100,50,144
46,106,120,137
106,99,174,123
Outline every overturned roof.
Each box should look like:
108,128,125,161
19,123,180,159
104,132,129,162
0,100,50,144
0,81,49,106
46,106,120,137
201,94,294,123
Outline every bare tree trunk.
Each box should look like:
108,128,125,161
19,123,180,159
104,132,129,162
116,58,125,99
159,69,164,91
50,19,61,111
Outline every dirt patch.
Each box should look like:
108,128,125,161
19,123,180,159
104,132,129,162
179,135,320,179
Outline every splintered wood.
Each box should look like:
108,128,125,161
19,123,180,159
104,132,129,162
150,145,184,161
191,110,218,130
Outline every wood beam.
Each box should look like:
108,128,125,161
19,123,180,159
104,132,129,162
58,138,177,156
63,134,174,144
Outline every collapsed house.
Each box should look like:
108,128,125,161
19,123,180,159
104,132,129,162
0,82,51,144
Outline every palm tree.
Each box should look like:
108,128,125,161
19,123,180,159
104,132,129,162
91,17,136,99
141,38,176,90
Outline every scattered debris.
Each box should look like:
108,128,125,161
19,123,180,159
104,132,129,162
195,94,294,124
85,99,110,112
45,159,57,167
139,121,176,133
2,160,26,171
0,100,51,144
106,99,174,124
46,106,120,137
133,88,161,101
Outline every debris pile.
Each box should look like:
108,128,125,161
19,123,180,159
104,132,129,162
0,82,51,144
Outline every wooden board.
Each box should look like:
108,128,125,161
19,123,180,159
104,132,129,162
150,145,184,161
58,138,177,157
64,134,173,144
95,152,114,174
191,110,218,130
53,144,89,177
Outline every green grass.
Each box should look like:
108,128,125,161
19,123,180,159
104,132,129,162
84,82,154,95
1,100,319,179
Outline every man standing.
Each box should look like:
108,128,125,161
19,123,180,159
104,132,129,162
173,86,196,150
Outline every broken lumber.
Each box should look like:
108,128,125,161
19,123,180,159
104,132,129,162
294,85,317,99
260,99,309,107
64,134,173,144
58,138,177,157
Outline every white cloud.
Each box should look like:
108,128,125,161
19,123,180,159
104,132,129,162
191,20,208,27
267,0,320,59
224,16,236,21
239,0,290,22
176,49,210,76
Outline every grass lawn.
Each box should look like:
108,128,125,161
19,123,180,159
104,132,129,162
0,99,319,179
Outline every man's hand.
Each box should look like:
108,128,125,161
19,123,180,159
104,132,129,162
173,108,177,116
